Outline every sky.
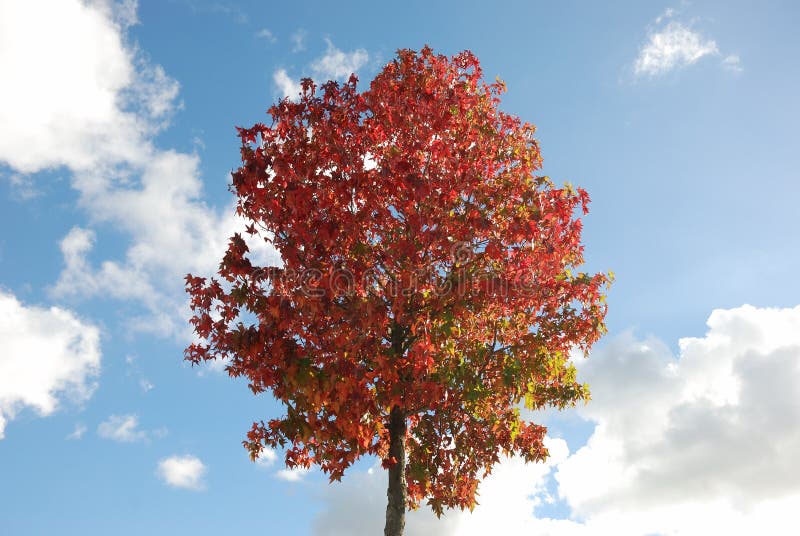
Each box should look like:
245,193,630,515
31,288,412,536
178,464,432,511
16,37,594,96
1,0,799,534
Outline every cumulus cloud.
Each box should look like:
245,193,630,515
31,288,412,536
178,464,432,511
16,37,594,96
554,304,800,534
254,447,278,468
308,305,800,535
312,461,458,535
276,466,313,482
0,290,101,439
157,454,206,490
48,151,273,320
52,227,157,305
52,132,276,342
274,39,369,100
0,0,279,339
312,439,571,536
634,20,719,77
0,0,173,173
49,203,277,338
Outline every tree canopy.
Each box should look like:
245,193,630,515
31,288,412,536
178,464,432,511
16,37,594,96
185,46,609,532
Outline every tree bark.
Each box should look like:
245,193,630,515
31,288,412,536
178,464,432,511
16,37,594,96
384,405,407,536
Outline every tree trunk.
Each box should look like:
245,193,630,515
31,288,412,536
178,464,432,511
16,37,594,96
384,405,407,536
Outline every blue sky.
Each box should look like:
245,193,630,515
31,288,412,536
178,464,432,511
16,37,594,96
1,1,799,534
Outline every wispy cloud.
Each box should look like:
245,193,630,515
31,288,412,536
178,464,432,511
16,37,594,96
311,38,369,80
3,172,41,200
97,414,166,443
256,28,276,43
654,7,675,25
139,378,154,392
176,0,248,24
291,28,307,52
124,354,155,393
273,39,370,99
722,54,743,73
634,20,719,77
632,8,743,78
97,414,147,442
66,423,87,440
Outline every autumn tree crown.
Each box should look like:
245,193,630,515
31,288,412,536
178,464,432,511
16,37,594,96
186,45,609,514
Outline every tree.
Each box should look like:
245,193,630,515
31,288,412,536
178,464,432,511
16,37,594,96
185,46,609,536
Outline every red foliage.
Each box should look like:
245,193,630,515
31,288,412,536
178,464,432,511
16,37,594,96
186,46,609,515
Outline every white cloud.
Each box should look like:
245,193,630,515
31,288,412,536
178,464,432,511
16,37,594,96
445,441,574,536
291,28,307,52
52,227,154,304
634,20,719,77
110,0,139,28
0,290,101,439
50,196,278,338
554,304,800,534
125,60,182,125
273,39,369,100
97,414,149,442
50,226,170,334
139,378,154,392
3,172,41,200
66,423,87,440
311,39,369,80
312,460,454,535
312,439,571,536
309,304,800,535
722,54,744,73
178,0,247,24
64,152,249,282
254,447,278,468
157,454,206,490
276,465,312,482
0,0,176,173
654,7,675,25
0,0,280,339
257,28,276,43
274,68,304,99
